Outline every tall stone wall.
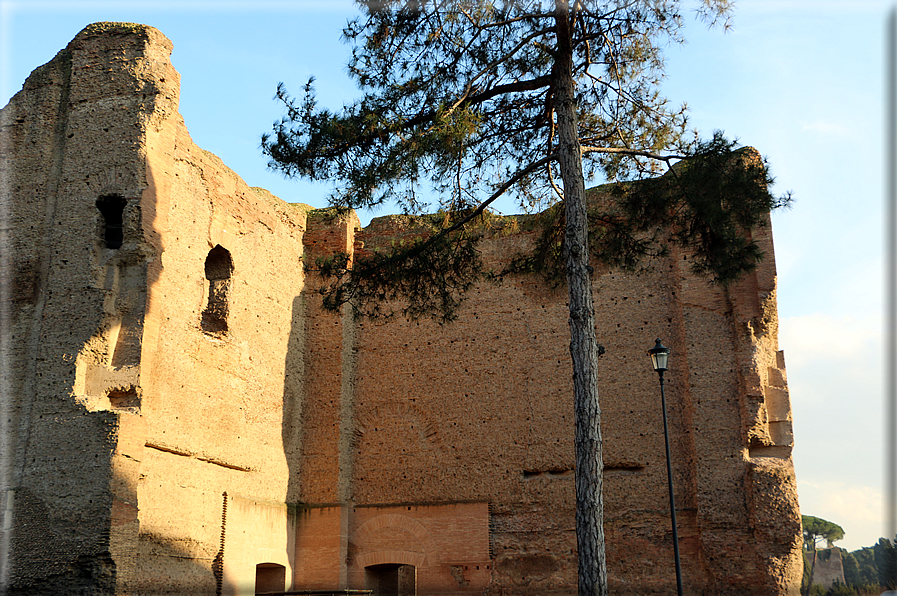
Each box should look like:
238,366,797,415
1,23,802,595
1,23,310,595
1,23,176,593
294,211,802,595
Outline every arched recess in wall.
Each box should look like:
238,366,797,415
255,563,286,593
202,245,233,335
95,194,127,249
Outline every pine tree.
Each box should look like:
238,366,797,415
803,515,846,550
262,2,789,593
802,515,845,595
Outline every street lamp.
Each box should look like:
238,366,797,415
648,338,683,596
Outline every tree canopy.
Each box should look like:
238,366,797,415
803,515,846,549
263,2,790,594
266,0,723,209
262,0,788,323
843,543,886,588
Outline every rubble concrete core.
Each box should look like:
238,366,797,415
0,22,802,596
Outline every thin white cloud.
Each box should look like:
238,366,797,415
739,0,892,15
798,480,885,551
781,312,882,550
780,313,881,367
800,120,852,136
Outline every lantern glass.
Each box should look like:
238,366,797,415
648,339,671,372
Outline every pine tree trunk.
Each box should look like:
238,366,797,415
805,548,817,596
554,2,607,595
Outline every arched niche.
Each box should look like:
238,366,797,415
202,245,233,335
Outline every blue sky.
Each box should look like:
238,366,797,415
1,0,891,552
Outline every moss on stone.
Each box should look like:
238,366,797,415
307,205,356,224
79,22,150,38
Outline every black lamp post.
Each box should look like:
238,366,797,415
648,338,683,596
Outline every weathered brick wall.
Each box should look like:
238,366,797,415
132,26,311,596
1,23,176,593
293,503,491,595
295,215,801,595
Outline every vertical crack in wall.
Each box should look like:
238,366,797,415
520,306,538,473
665,248,713,584
16,47,74,489
337,303,359,504
337,301,359,590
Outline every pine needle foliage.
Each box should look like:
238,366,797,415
502,134,789,289
263,1,788,321
608,134,790,284
803,515,846,550
264,0,732,213
314,210,486,323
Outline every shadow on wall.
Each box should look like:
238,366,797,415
6,433,237,595
125,488,238,596
277,294,306,593
1,22,301,596
4,120,238,596
7,416,120,594
282,294,305,511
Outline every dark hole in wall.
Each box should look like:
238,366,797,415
603,462,646,475
107,387,140,409
366,563,416,596
96,195,127,249
202,245,233,335
205,245,233,281
522,467,574,479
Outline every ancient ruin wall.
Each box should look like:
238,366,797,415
807,548,846,591
291,213,802,595
2,23,802,596
1,23,178,593
2,23,312,595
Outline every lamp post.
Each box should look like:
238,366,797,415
648,338,683,596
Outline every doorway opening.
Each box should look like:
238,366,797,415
255,562,285,594
365,563,416,596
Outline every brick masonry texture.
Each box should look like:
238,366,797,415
0,23,802,595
